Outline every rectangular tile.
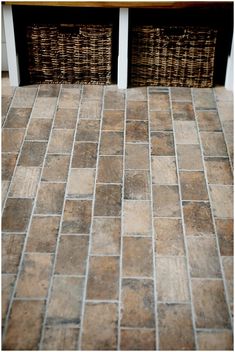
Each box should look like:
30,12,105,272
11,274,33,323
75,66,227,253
91,217,121,255
5,108,31,128
197,330,233,351
124,200,151,236
2,274,16,324
97,156,123,183
177,144,203,170
12,87,37,108
151,132,174,156
2,181,10,209
79,99,102,119
174,121,199,144
54,108,78,129
217,100,233,121
26,118,52,141
62,199,92,234
2,153,18,180
48,129,74,153
2,128,25,153
126,121,148,143
42,326,80,351
209,185,233,218
67,168,95,199
9,166,40,198
196,110,221,131
2,233,25,274
205,157,233,184
42,154,70,182
83,85,103,99
153,185,181,217
76,119,100,142
102,110,124,131
192,88,216,110
100,131,124,155
94,184,121,216
38,84,60,97
120,329,155,350
18,141,47,167
152,157,177,184
35,183,65,215
200,132,228,156
149,90,170,111
215,219,233,256
58,88,81,109
72,142,98,168
124,170,150,199
170,87,192,101
127,100,148,120
172,101,194,120
183,201,214,236
104,88,125,110
125,144,149,169
32,97,57,118
222,256,233,303
150,110,172,131
127,87,147,101
179,171,208,200
2,198,33,232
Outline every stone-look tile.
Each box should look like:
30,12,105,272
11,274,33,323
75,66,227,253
125,143,149,169
158,303,195,350
150,111,172,131
183,201,214,236
87,256,119,300
58,88,81,109
82,303,118,350
26,216,60,253
42,154,70,182
124,200,151,236
120,329,155,350
83,85,103,99
2,96,12,119
187,237,221,278
122,237,153,277
2,181,10,208
104,88,125,110
172,102,194,120
171,87,192,101
217,100,233,121
214,86,233,102
177,144,203,170
76,119,100,142
35,183,65,215
72,142,97,168
200,132,228,156
180,171,208,200
216,219,233,256
157,257,190,302
2,153,18,180
196,110,221,131
97,156,123,183
94,184,121,216
102,110,124,131
3,300,44,350
153,185,180,217
127,87,147,101
91,217,121,255
42,326,80,351
5,108,31,128
2,128,25,152
38,84,60,97
127,100,148,120
9,166,40,198
79,99,102,119
209,185,233,218
67,168,95,198
2,198,33,232
47,276,84,325
100,131,124,155
124,170,150,199
174,121,199,144
15,253,53,298
193,88,216,110
62,200,92,234
121,279,155,328
222,256,233,303
152,157,177,184
32,97,57,118
2,274,16,324
54,108,78,129
154,218,185,256
192,279,231,328
26,118,52,140
149,90,170,111
151,132,174,156
205,157,233,184
2,234,25,273
48,129,74,153
55,235,89,275
18,141,47,167
11,87,37,108
126,121,148,143
197,330,233,351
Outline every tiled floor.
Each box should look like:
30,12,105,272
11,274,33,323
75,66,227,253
2,73,234,350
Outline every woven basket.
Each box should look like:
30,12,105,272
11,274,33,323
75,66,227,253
26,24,112,84
130,26,218,88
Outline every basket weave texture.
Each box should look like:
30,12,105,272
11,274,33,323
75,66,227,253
26,24,112,84
130,26,218,88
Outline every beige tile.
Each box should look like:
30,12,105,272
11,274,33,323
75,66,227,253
174,121,199,144
152,157,177,184
26,118,52,140
54,108,78,129
91,217,121,255
2,274,16,324
102,110,124,131
149,90,170,111
150,110,172,131
2,234,25,274
200,132,228,156
2,181,10,208
127,87,147,101
209,185,233,218
97,156,123,183
62,200,92,234
193,88,216,110
180,171,208,200
12,87,37,108
83,85,103,99
216,219,233,256
9,166,40,198
205,157,233,184
196,110,221,131
2,128,25,153
124,200,151,236
42,154,70,182
217,100,233,121
2,153,18,180
5,108,31,128
79,99,102,119
222,256,233,303
124,170,150,199
94,184,122,216
72,142,98,168
183,201,214,236
42,326,80,351
32,97,57,118
125,143,149,169
35,183,65,215
48,129,74,153
38,84,60,97
58,88,81,109
197,330,233,351
153,185,180,217
76,119,100,142
18,141,47,167
67,168,95,198
171,87,192,101
120,329,155,350
177,144,203,170
214,87,233,102
151,132,174,156
2,198,33,232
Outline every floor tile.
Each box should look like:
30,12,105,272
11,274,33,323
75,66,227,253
94,184,122,216
67,168,95,198
72,142,98,168
174,121,199,144
153,185,180,217
102,110,124,131
2,181,10,208
125,143,149,169
127,100,148,120
192,88,216,110
183,201,214,236
217,100,233,121
48,129,74,153
18,141,47,167
196,110,222,131
2,153,18,180
35,183,65,214
171,87,192,101
179,171,208,200
104,88,125,110
83,85,103,99
205,157,233,184
9,166,40,198
152,156,177,184
76,119,100,142
97,156,123,183
177,144,203,170
200,132,228,156
2,128,25,153
2,274,16,324
32,97,57,118
62,199,92,234
4,108,31,128
197,330,233,351
214,87,233,102
26,118,52,140
79,99,102,119
127,87,147,101
172,101,195,120
2,234,25,274
215,218,233,256
151,132,174,156
58,88,81,109
42,154,70,182
38,84,60,97
124,200,151,236
42,326,80,351
126,121,148,143
222,256,233,303
91,217,121,255
11,87,37,108
149,90,170,111
54,108,78,129
120,329,155,350
100,131,124,155
124,169,150,199
150,110,172,131
2,198,33,232
209,185,233,218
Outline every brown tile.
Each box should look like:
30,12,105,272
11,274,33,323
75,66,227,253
124,170,150,199
192,279,231,328
180,171,208,200
122,237,153,277
154,218,185,255
55,235,88,275
12,87,37,108
153,185,180,217
197,330,233,351
200,132,228,156
100,131,123,155
87,256,119,300
151,132,174,156
104,88,125,110
18,141,47,166
217,100,233,122
32,97,57,118
193,88,216,110
54,108,78,129
222,256,233,303
48,129,74,153
2,274,16,324
214,86,233,102
9,166,40,198
2,198,33,232
124,200,151,236
197,110,221,131
172,101,194,120
2,96,12,118
67,168,95,198
2,153,18,180
150,110,172,131
177,144,203,170
82,302,118,350
5,108,31,128
102,110,124,131
183,201,214,236
127,100,148,120
2,181,10,208
216,219,233,256
91,217,121,255
42,326,80,351
158,303,195,350
171,87,192,101
83,85,103,99
121,279,155,328
149,90,170,111
2,234,25,274
26,118,52,140
58,88,81,109
127,87,147,101
62,199,92,234
38,84,60,97
47,276,84,325
120,329,155,350
126,121,148,143
76,119,100,142
174,121,199,144
152,156,177,184
3,300,44,350
125,143,149,169
79,99,102,119
205,157,233,184
42,154,70,182
209,185,233,218
97,156,123,183
2,128,25,152
26,216,60,253
94,184,121,216
16,253,53,298
157,257,189,301
35,183,65,215
72,142,97,168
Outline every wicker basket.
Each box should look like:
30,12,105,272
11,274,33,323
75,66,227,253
130,26,218,88
26,24,113,84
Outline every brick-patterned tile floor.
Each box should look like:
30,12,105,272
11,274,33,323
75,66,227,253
2,73,234,350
